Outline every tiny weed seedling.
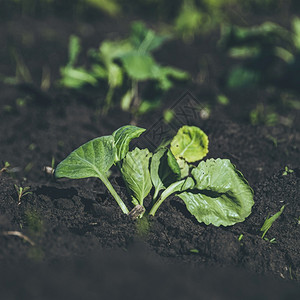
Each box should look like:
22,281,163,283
14,185,32,206
55,125,254,226
189,249,200,254
260,205,285,239
264,237,277,244
0,161,10,174
282,166,294,176
238,234,244,241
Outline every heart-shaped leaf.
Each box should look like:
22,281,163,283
54,135,115,180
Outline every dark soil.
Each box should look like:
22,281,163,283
0,10,300,300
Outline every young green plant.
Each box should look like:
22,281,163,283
14,185,32,206
59,22,189,114
55,125,254,226
260,205,285,239
0,161,10,174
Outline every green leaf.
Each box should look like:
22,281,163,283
112,125,146,162
292,17,300,50
260,205,285,238
107,63,123,88
227,66,260,89
121,89,134,111
176,157,190,178
99,40,133,63
178,158,254,226
68,35,81,66
59,66,98,88
137,99,161,115
120,52,156,81
170,126,209,163
130,21,170,53
84,0,121,17
54,136,115,179
153,66,189,91
150,148,181,199
120,148,152,206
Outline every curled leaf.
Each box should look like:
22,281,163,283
178,158,254,226
121,148,152,206
112,125,146,162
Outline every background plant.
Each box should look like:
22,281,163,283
59,21,189,114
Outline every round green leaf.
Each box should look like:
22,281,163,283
178,158,254,226
170,126,209,163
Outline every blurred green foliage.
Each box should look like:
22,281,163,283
59,22,189,114
219,18,300,93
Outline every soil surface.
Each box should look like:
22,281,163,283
0,10,300,299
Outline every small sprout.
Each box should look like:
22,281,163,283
217,94,229,106
0,161,10,174
14,185,32,206
260,205,285,239
163,109,174,124
266,135,278,147
265,237,277,244
190,249,199,254
282,166,294,176
43,157,56,176
51,156,55,169
238,234,244,241
24,162,33,173
28,143,36,151
16,97,26,107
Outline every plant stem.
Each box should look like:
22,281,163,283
149,179,188,216
149,188,172,216
100,175,129,215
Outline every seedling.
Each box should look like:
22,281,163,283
264,237,277,244
219,17,300,97
238,234,244,242
43,156,55,176
0,161,10,174
260,205,285,239
14,185,32,206
59,22,189,114
282,166,294,176
189,249,199,254
55,125,254,226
